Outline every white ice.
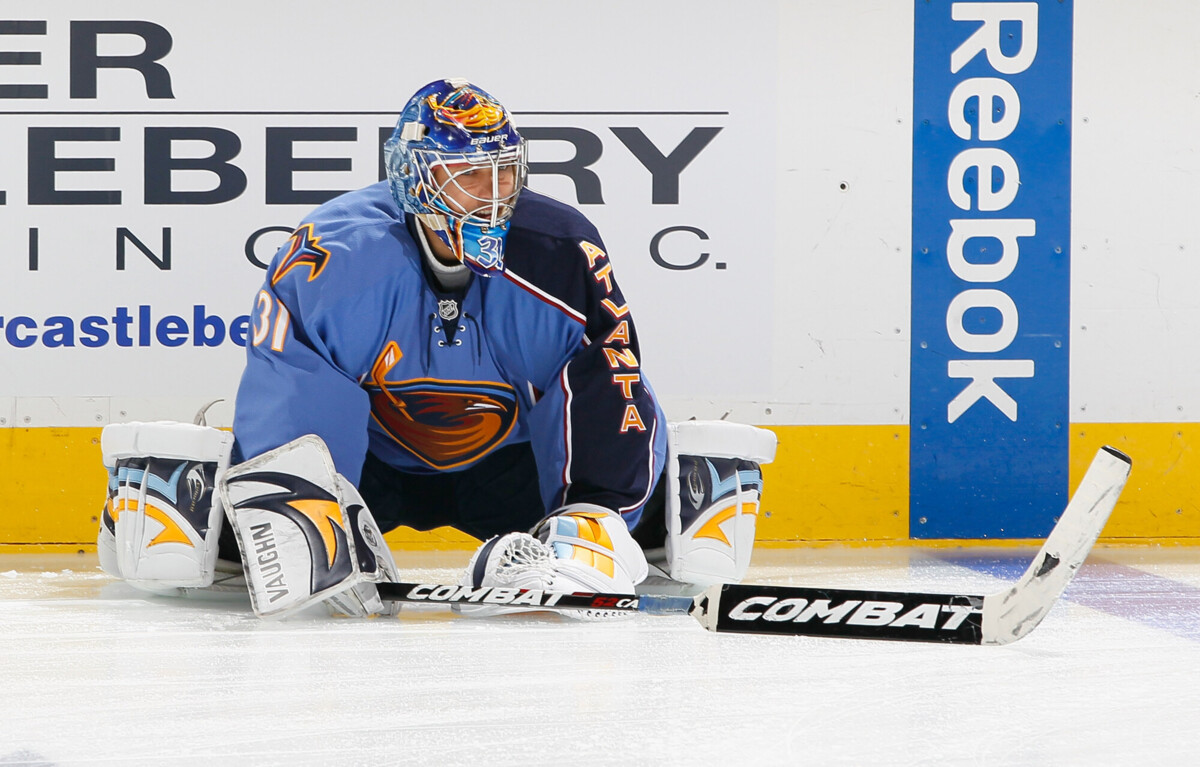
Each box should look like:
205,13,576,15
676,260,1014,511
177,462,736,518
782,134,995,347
1,546,1198,766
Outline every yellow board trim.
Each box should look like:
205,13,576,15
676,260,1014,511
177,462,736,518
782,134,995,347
1069,423,1198,539
2,424,1196,549
758,425,909,543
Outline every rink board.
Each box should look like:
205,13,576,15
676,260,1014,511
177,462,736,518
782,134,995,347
1,2,1198,546
1,423,1195,549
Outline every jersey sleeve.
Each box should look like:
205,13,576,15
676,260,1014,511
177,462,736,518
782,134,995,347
523,233,668,530
231,222,383,485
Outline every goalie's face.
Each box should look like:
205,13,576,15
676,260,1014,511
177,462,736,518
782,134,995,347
414,149,526,274
428,157,523,229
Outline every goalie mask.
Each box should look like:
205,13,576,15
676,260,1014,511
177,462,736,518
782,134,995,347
384,78,528,276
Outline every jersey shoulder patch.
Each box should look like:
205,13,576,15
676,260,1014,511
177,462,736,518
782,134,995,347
267,183,420,295
271,223,331,287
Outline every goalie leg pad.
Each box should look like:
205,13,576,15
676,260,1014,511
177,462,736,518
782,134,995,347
665,421,777,587
219,435,391,619
99,422,233,593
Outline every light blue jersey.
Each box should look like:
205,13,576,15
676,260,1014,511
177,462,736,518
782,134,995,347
232,182,666,526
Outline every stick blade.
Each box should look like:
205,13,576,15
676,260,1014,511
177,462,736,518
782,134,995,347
981,446,1132,645
690,447,1131,645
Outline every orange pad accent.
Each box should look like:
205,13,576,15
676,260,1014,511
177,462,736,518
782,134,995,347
144,504,194,548
286,499,345,568
564,512,617,577
694,501,760,546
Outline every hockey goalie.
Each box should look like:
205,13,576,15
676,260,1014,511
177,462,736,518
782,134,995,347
96,78,777,619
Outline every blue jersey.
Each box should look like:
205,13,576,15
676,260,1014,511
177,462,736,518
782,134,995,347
232,182,666,527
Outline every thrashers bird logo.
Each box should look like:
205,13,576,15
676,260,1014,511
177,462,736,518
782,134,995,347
228,472,352,594
367,379,519,470
427,86,508,133
271,223,331,287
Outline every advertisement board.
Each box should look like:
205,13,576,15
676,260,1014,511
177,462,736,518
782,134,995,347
1,1,1197,546
0,4,776,406
911,0,1073,537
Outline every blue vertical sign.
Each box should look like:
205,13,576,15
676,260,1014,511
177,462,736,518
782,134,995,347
911,0,1072,538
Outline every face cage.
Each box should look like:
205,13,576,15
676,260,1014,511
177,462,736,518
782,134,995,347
411,144,528,230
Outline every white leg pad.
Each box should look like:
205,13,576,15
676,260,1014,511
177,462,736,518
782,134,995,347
665,421,777,587
99,421,233,593
220,435,381,619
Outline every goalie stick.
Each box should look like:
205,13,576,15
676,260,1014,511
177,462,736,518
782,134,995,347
377,446,1131,644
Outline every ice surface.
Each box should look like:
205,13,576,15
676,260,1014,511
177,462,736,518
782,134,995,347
1,547,1198,766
